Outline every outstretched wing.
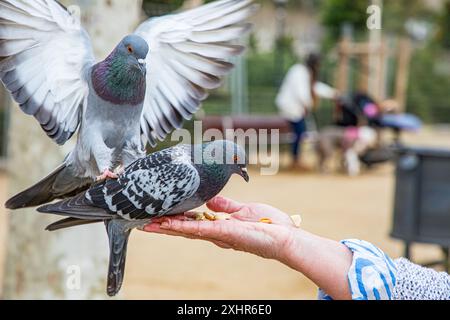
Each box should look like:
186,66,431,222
87,146,200,220
0,0,95,145
135,0,257,146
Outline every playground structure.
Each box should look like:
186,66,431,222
328,28,422,168
336,29,413,113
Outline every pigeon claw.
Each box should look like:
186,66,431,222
96,169,118,182
114,165,125,176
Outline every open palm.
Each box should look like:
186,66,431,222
144,196,297,260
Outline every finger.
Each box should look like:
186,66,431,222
211,241,233,249
159,218,271,247
150,215,188,224
143,222,168,233
159,219,236,242
143,223,200,240
147,228,196,239
206,196,244,214
142,223,232,249
147,216,188,227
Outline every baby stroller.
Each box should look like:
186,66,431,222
334,92,422,167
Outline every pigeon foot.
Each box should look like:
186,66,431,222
96,169,118,181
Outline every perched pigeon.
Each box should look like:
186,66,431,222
38,140,250,296
1,0,257,209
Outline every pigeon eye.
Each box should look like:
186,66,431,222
233,155,239,163
127,45,133,54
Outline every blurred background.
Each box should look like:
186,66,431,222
0,0,450,299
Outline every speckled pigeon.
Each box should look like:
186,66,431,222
37,140,250,296
1,0,256,209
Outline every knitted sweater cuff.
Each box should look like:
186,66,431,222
392,258,450,300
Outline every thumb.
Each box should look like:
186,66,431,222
207,196,244,214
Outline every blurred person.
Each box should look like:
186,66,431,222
316,126,378,176
276,53,339,171
144,196,450,300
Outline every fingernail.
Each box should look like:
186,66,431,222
160,221,170,229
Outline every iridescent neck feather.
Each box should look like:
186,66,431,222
91,50,146,105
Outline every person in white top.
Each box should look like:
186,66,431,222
276,54,338,170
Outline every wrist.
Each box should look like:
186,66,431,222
277,229,354,300
277,227,305,267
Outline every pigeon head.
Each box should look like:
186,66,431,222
117,35,149,74
200,140,249,182
91,35,149,105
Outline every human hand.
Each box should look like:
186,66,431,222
332,92,342,103
144,196,354,300
143,196,298,261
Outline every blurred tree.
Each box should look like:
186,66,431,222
321,0,368,41
320,0,435,43
145,0,184,6
320,0,436,46
318,0,450,123
142,0,183,16
3,0,143,299
142,0,216,17
407,43,450,122
383,0,435,39
386,1,449,122
436,1,450,49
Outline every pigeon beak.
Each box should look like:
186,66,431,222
137,59,146,73
239,167,250,183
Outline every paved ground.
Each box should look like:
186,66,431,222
1,126,449,299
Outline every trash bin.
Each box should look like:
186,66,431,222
391,147,450,271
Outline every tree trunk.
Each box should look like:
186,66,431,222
2,0,142,299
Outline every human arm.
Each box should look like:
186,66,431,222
314,82,339,100
143,196,353,300
143,196,450,300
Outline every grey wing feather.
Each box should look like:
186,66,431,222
88,146,200,220
0,0,95,145
135,0,258,146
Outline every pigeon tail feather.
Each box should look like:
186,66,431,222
37,192,112,220
46,217,103,232
105,219,131,297
5,164,89,210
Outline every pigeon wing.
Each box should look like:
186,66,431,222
87,147,200,220
0,0,95,145
135,0,257,146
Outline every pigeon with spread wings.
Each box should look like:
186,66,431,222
1,0,257,209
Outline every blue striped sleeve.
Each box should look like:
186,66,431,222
318,239,397,300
